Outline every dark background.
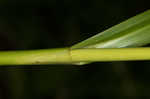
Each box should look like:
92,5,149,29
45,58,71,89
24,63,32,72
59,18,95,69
0,0,149,99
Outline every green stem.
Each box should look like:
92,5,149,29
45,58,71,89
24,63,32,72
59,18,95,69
0,48,71,65
0,47,150,65
71,47,150,62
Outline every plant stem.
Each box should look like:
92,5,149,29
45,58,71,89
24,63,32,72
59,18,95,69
0,48,71,65
0,47,150,65
71,47,150,62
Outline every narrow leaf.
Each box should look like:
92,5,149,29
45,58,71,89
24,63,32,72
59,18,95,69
72,10,150,49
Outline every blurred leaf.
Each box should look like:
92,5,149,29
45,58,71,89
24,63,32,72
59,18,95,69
71,10,150,65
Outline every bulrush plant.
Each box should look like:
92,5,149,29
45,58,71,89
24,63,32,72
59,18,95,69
1,10,150,65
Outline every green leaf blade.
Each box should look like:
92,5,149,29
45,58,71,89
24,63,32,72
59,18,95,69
71,10,150,49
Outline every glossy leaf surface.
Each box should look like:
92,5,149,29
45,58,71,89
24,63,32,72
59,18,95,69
72,10,150,49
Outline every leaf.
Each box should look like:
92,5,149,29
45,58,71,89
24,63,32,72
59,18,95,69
71,10,150,65
72,10,150,49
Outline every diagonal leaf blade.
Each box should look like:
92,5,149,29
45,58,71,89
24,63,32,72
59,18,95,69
72,10,150,49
